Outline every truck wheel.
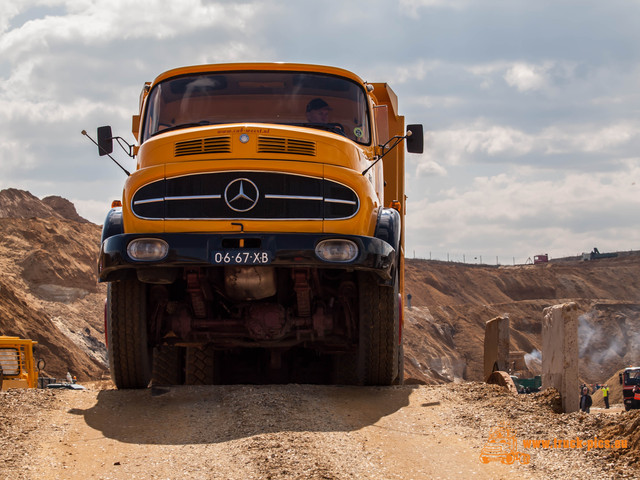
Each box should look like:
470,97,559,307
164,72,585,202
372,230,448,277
152,346,185,386
357,271,399,386
185,346,215,385
107,278,152,389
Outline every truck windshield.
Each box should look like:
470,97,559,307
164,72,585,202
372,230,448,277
625,370,640,385
142,71,371,145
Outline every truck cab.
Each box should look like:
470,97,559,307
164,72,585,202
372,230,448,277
620,367,640,410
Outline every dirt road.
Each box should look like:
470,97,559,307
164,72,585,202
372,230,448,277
1,382,637,480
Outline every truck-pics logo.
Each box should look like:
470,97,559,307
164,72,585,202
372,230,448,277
479,422,530,465
480,422,629,466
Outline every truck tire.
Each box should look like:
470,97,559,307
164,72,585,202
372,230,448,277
152,346,185,386
107,278,152,389
185,346,215,385
357,271,399,386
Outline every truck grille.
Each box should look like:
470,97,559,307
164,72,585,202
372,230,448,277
258,136,316,156
131,172,359,221
175,136,232,156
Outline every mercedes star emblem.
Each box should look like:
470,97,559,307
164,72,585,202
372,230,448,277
224,178,259,212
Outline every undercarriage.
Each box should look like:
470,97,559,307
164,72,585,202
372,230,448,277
106,265,401,388
149,266,359,351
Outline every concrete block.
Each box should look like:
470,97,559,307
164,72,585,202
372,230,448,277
483,315,510,381
509,351,528,372
542,302,579,413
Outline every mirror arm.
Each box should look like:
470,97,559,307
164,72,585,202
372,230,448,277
362,133,409,176
114,136,135,158
81,130,131,176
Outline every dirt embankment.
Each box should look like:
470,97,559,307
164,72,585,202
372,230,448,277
402,256,640,385
0,189,107,380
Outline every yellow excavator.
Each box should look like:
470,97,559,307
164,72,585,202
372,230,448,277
0,335,41,390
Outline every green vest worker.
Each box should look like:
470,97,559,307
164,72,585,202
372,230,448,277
602,385,610,409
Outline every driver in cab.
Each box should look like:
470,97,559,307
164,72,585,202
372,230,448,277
306,98,331,123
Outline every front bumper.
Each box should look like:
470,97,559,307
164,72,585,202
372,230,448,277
98,232,395,283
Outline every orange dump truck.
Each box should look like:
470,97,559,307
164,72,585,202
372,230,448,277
96,63,423,388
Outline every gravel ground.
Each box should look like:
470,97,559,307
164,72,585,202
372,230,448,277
441,383,639,479
1,382,638,479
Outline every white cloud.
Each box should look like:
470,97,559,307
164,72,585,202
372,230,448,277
73,197,112,225
0,96,126,124
0,139,38,171
406,162,640,259
504,62,551,92
0,2,22,33
2,1,640,264
423,121,535,165
0,1,258,59
420,120,640,168
388,59,439,84
466,60,578,93
542,123,638,154
415,157,447,177
467,62,507,77
399,0,472,17
413,95,462,109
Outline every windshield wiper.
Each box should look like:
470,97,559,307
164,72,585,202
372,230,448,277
151,121,213,137
284,122,347,137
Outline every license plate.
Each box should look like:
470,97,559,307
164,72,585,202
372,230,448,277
211,250,272,265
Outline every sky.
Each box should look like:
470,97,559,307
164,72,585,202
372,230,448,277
1,0,639,264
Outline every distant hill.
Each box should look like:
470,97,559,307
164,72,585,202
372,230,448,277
0,188,89,223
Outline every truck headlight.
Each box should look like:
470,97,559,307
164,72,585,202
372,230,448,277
315,239,358,263
127,238,169,261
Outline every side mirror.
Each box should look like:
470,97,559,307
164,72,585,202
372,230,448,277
97,126,114,156
406,124,424,154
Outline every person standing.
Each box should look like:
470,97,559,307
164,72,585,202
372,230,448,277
602,384,610,409
634,385,640,407
580,387,592,413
